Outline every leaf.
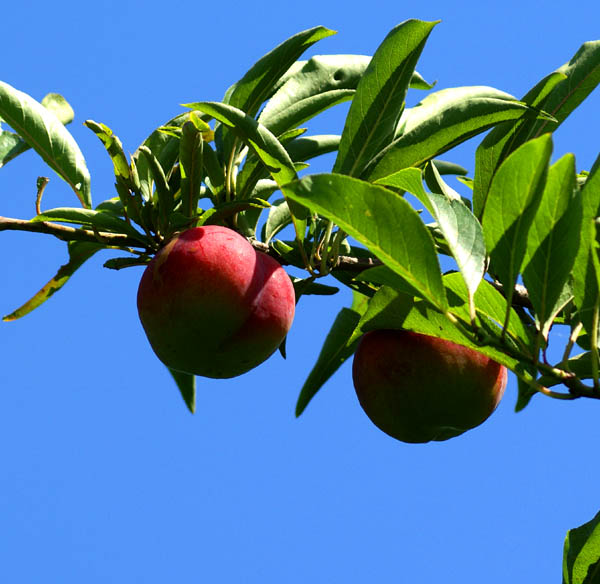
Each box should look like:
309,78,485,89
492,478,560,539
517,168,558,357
333,19,438,177
3,241,102,321
41,92,75,124
220,26,336,165
423,163,486,303
168,367,196,414
364,86,541,182
85,120,131,181
481,134,553,311
530,41,600,141
282,173,448,311
353,283,535,387
0,92,75,168
563,510,600,584
179,121,205,216
0,81,91,207
473,72,565,217
32,207,146,241
187,101,297,188
263,198,292,243
572,154,600,336
475,41,600,218
224,26,336,119
133,112,190,200
522,154,582,335
296,292,368,416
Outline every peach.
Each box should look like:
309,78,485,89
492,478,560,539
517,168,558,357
352,329,507,443
137,226,295,378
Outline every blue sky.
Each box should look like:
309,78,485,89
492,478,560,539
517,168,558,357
1,1,599,582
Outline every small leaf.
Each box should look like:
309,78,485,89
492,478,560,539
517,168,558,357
282,173,447,311
0,81,91,207
334,19,438,177
3,241,102,321
168,367,196,414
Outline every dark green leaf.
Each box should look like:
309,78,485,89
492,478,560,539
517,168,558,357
168,367,196,414
333,19,438,177
0,81,91,207
563,510,600,584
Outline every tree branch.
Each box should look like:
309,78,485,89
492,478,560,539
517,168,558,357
0,215,150,249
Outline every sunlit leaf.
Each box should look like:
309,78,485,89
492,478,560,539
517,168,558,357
283,173,447,311
0,81,91,207
334,19,438,177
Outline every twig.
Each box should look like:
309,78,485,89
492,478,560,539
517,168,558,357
0,215,149,249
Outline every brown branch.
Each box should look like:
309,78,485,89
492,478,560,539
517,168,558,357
0,215,151,249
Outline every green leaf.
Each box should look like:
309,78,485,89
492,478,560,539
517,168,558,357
572,154,600,336
41,93,75,125
179,121,205,216
0,92,75,168
472,72,565,217
263,198,292,243
522,154,581,335
364,86,540,182
32,207,146,241
3,241,102,321
137,145,173,228
563,510,600,584
0,81,91,207
84,120,131,181
333,19,438,177
296,292,368,416
354,282,535,387
475,41,600,218
224,26,336,119
282,173,448,311
168,367,196,414
134,113,190,200
530,41,600,141
259,54,371,136
188,102,297,189
423,163,486,303
481,134,553,311
219,26,336,166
